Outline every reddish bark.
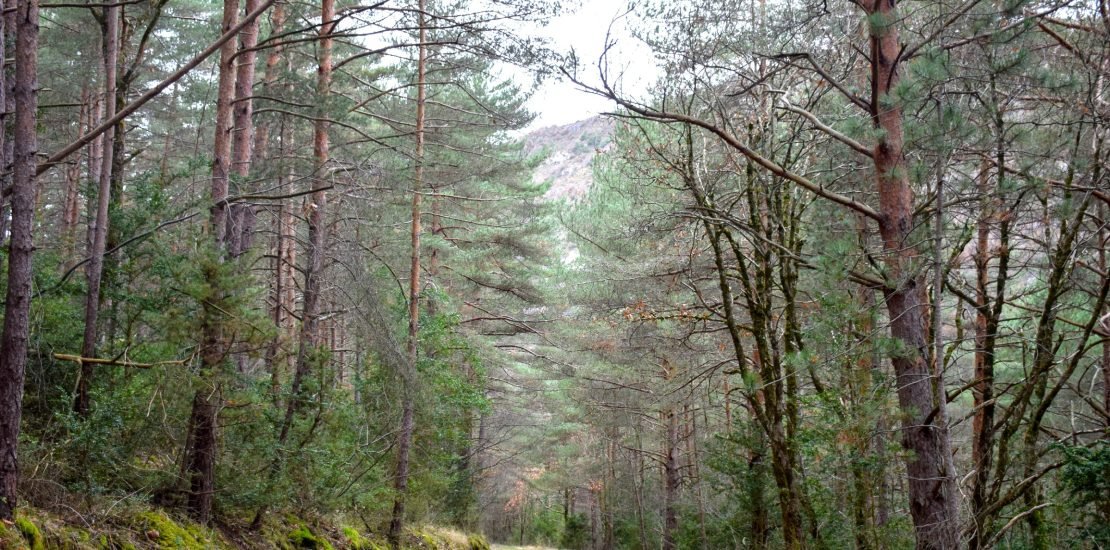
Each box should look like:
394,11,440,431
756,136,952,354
861,1,960,547
230,0,259,180
251,1,285,160
968,155,1009,549
226,0,260,258
186,0,240,524
389,1,427,545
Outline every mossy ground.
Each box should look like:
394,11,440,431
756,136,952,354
0,504,490,549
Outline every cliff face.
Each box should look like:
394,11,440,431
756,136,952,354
524,116,614,202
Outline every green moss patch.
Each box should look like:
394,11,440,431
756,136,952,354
133,510,215,549
288,525,335,549
466,534,490,550
15,516,45,550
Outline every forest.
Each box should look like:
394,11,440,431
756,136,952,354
0,0,1106,548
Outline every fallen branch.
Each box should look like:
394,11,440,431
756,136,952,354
53,353,191,369
981,502,1054,549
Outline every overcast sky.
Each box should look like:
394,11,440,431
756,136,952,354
519,1,657,130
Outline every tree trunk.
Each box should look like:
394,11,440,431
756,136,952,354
226,0,260,258
278,0,332,450
257,8,293,400
186,0,239,524
968,152,1010,549
251,1,284,160
661,407,678,550
0,0,37,520
389,1,426,545
75,3,120,417
60,88,88,265
230,0,258,180
862,1,960,547
1101,201,1109,419
749,448,768,549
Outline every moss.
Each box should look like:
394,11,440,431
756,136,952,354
341,526,386,550
0,521,23,549
15,516,45,550
134,510,211,549
418,532,441,549
288,525,335,550
466,534,490,550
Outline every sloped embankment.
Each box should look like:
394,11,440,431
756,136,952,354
0,505,491,549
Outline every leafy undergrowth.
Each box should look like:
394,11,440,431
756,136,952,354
0,505,491,550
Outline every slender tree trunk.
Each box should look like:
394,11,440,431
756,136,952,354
633,421,648,550
0,0,37,520
74,4,120,417
230,0,258,180
257,12,294,400
186,0,239,524
661,406,679,550
749,448,768,549
1101,201,1109,419
278,0,332,449
604,430,616,550
248,7,331,531
251,1,284,160
227,0,260,258
968,155,1009,549
60,89,88,264
389,2,426,545
248,0,328,528
861,1,960,547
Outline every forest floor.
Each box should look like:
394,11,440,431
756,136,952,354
0,502,499,549
491,546,561,550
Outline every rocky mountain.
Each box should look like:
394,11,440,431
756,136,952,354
524,115,614,202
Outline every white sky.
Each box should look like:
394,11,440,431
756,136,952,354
519,0,657,130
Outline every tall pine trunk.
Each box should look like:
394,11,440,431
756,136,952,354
389,1,427,545
227,0,260,258
186,0,239,524
661,406,679,550
60,88,88,264
861,1,960,546
75,3,120,416
254,2,292,401
278,0,332,448
0,0,37,521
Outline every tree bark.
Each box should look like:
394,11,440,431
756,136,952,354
389,1,426,545
278,0,332,450
861,1,960,547
186,0,239,524
661,407,678,550
250,0,284,161
0,0,37,520
1101,201,1109,419
74,3,120,417
230,0,258,180
226,0,260,258
256,3,292,402
60,88,88,265
968,152,1010,549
